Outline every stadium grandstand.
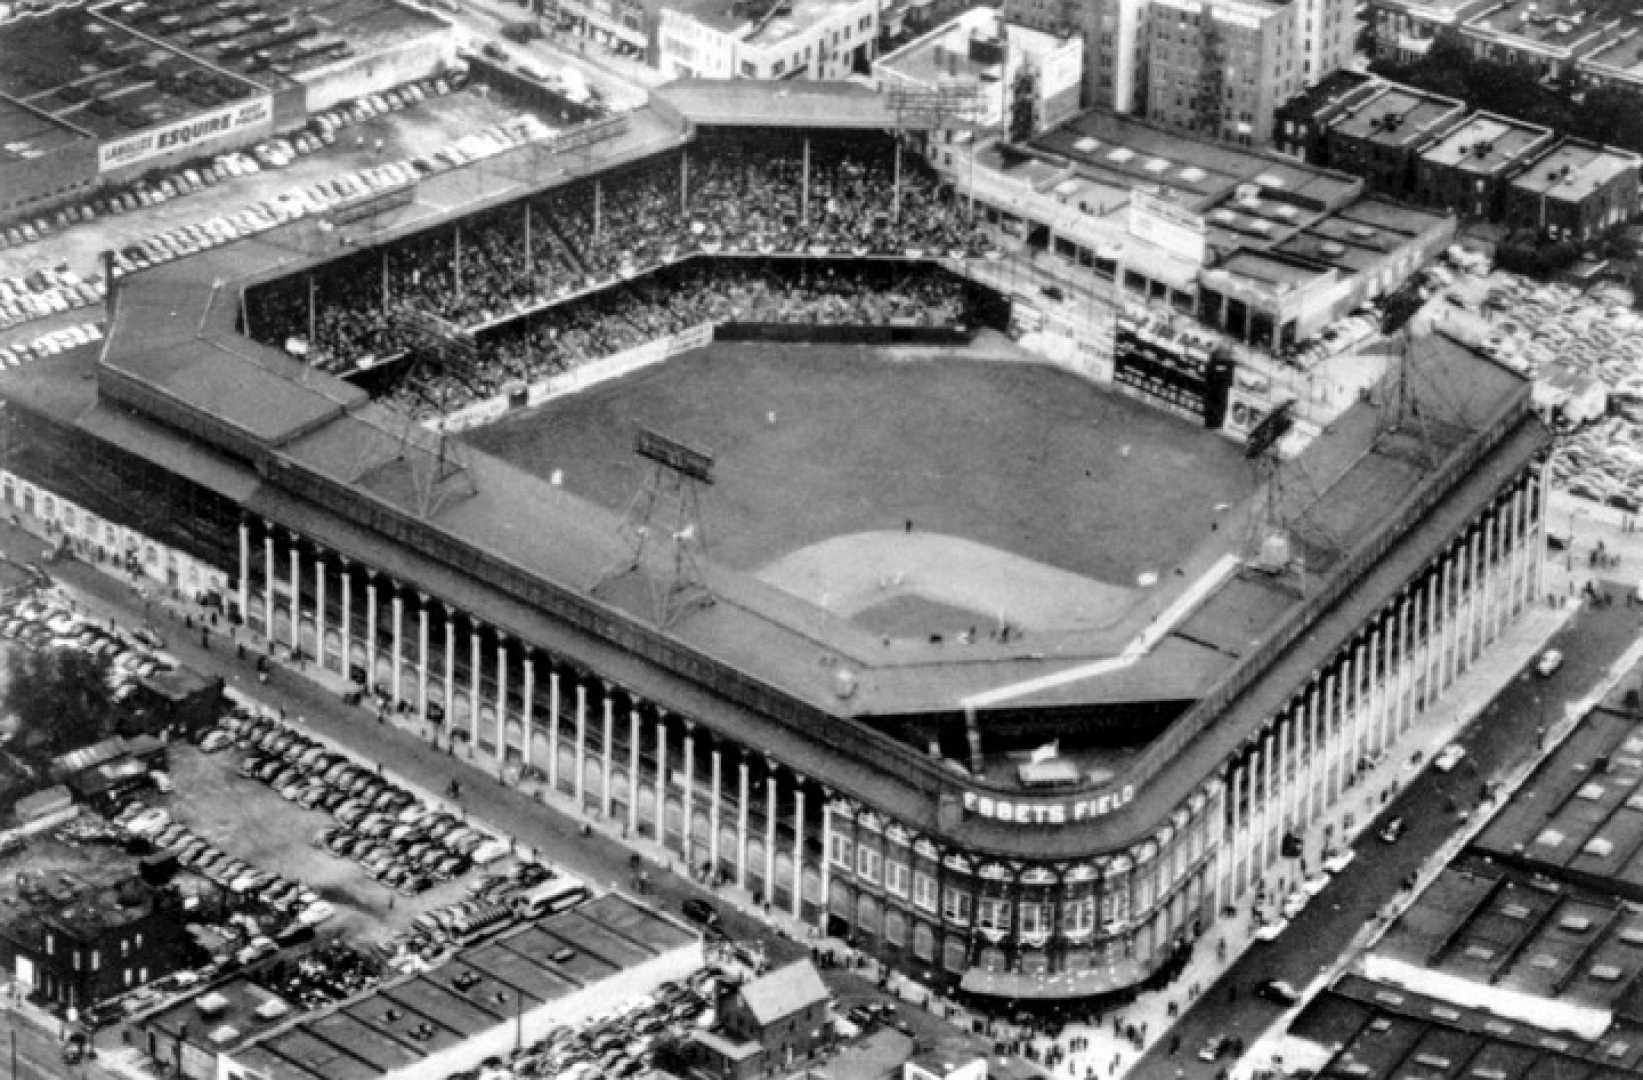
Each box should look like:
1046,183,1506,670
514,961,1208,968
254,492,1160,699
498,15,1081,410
0,80,1552,1003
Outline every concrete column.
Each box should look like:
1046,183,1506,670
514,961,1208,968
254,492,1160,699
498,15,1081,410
792,776,806,919
1305,685,1322,825
1463,529,1482,667
416,595,430,721
818,790,832,932
1324,672,1341,803
263,528,275,637
655,715,668,838
1512,486,1530,614
1440,552,1458,691
339,559,353,680
1283,708,1300,833
737,752,751,890
442,613,456,731
288,535,301,651
628,707,641,836
1482,512,1501,642
237,519,250,619
1350,643,1368,770
574,680,589,805
548,670,561,790
494,633,508,763
314,550,328,669
765,761,779,902
601,687,615,819
682,722,697,867
709,745,723,876
391,589,405,703
1396,595,1413,736
364,572,379,694
521,656,535,747
468,621,482,747
1258,736,1273,878
1534,461,1550,604
1371,623,1391,753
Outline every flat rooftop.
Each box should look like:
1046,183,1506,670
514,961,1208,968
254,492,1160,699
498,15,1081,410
0,9,268,139
1475,705,1643,895
652,79,895,128
1292,972,1643,1079
1511,139,1639,199
662,0,860,45
878,8,1068,86
1419,111,1552,174
231,895,696,1080
1582,27,1643,74
1464,0,1626,50
1271,195,1451,275
0,94,89,160
92,0,438,86
1328,83,1465,149
1035,109,1360,212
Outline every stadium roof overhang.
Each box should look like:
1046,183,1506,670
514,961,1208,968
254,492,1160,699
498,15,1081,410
651,79,898,130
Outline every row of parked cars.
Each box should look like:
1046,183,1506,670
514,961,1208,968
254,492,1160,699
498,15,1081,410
0,595,170,689
107,112,549,283
0,321,103,368
453,969,719,1080
214,710,508,896
112,796,335,938
0,260,104,332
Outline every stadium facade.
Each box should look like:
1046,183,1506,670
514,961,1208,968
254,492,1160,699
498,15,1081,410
0,94,1553,1002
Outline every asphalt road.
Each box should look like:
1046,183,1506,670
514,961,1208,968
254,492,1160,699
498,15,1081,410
1128,582,1643,1080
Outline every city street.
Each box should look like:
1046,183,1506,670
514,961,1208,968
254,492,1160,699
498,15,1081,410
1127,574,1643,1080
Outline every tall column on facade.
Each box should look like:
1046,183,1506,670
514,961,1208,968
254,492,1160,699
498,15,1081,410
737,751,751,890
263,527,275,638
494,633,509,764
1509,487,1528,617
521,655,535,748
1229,759,1246,899
313,549,327,669
237,519,250,619
1535,461,1551,603
1371,624,1391,753
1517,483,1535,611
1350,643,1369,772
288,534,301,651
709,743,723,876
574,679,589,805
1305,685,1322,825
442,611,456,733
1322,671,1340,803
601,687,615,819
792,776,806,919
1443,549,1461,690
1283,710,1300,833
364,572,379,694
468,621,482,747
548,669,562,791
1258,737,1273,878
655,714,669,839
1482,513,1500,642
765,762,779,900
817,789,833,932
1465,529,1483,667
1399,594,1415,734
391,589,405,704
339,558,353,679
682,722,697,868
416,594,430,721
628,706,641,836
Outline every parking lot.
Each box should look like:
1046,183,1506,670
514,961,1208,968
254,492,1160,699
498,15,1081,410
0,76,559,353
161,737,481,944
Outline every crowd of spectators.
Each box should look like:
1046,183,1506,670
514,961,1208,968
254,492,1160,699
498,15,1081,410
377,260,976,421
244,137,990,380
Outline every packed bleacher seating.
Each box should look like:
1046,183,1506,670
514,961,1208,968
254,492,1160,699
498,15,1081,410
375,259,977,421
243,135,990,386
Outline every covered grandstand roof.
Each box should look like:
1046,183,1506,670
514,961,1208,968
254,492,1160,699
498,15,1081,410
652,79,897,129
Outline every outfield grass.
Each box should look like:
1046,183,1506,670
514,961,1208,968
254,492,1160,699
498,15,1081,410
461,343,1254,584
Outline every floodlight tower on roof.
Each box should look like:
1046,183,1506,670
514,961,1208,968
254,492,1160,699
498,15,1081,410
886,83,987,223
592,428,716,629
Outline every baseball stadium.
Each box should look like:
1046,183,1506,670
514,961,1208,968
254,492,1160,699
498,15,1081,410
0,81,1552,1001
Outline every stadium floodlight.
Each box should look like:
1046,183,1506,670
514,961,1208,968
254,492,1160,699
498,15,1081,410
593,428,716,627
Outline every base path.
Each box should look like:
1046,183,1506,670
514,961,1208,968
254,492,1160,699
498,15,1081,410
756,530,1138,633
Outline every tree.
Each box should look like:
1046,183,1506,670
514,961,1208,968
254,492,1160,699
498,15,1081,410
1009,63,1039,145
4,647,117,757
